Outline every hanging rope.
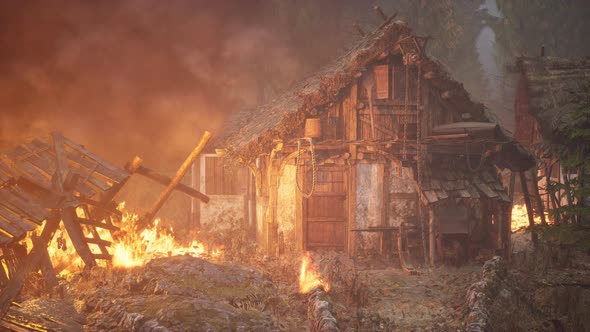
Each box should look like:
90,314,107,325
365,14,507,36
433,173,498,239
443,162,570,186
402,63,410,160
295,138,317,198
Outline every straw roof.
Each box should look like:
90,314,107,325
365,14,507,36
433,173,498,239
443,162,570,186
517,56,590,143
216,19,502,162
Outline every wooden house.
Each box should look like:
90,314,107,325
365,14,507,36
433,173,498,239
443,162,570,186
514,55,590,222
211,19,534,265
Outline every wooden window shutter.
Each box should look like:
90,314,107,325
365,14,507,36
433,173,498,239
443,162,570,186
374,65,389,99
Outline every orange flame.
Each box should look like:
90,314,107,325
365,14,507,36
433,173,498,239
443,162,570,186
47,202,222,274
110,211,221,269
511,203,550,232
299,253,330,294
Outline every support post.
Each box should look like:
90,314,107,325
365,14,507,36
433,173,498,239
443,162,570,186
191,160,201,231
530,166,547,225
428,207,436,266
519,171,538,245
0,217,60,318
62,206,96,269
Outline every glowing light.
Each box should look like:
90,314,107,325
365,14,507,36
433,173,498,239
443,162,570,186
299,253,330,294
47,202,222,273
511,203,550,232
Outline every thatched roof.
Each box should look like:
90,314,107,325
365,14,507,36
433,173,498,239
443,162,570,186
216,20,497,162
517,56,590,143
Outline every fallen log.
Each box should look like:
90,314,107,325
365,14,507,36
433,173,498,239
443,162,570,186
307,286,339,332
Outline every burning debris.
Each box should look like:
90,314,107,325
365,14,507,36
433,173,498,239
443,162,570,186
299,253,330,294
0,131,212,320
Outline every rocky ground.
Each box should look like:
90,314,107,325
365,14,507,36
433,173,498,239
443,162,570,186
3,235,588,331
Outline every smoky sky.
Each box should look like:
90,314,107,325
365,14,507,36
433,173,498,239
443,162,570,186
0,0,345,169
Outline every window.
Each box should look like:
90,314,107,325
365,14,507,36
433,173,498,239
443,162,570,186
374,64,390,99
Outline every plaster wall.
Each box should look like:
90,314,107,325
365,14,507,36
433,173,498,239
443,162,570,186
200,195,245,230
256,196,268,250
354,162,384,254
388,166,418,227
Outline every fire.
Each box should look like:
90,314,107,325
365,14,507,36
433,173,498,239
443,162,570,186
511,203,550,232
47,202,222,274
110,210,221,269
112,208,221,268
298,253,330,294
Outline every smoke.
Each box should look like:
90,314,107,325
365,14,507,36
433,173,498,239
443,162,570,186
0,1,309,168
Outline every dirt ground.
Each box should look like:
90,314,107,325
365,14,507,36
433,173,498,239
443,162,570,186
3,253,482,331
4,232,588,331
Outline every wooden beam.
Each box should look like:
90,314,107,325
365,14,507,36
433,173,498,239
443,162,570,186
62,206,96,269
126,160,210,203
83,237,112,247
530,166,547,225
0,217,59,319
428,208,436,266
91,253,112,260
50,132,69,192
519,171,538,245
373,5,388,21
38,243,58,288
141,131,211,225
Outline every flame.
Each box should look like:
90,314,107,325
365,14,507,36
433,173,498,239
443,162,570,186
47,202,222,273
110,211,221,268
298,253,330,294
511,203,550,232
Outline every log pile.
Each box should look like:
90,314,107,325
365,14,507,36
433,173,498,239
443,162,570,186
464,256,506,332
307,286,339,332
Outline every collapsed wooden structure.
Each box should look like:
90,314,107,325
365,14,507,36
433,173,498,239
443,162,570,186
212,13,534,266
0,132,210,319
0,132,129,317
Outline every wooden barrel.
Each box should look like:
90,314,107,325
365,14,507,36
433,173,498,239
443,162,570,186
304,118,322,139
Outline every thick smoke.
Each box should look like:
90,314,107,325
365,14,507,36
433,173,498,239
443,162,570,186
0,1,314,168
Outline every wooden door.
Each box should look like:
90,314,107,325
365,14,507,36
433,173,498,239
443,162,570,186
304,166,348,251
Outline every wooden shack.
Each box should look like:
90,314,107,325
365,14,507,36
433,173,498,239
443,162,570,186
212,18,534,265
514,55,590,223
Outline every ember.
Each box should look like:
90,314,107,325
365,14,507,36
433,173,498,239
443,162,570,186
299,253,330,294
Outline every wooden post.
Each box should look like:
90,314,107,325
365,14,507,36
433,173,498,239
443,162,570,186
519,171,538,245
508,171,516,201
51,132,69,192
348,161,357,256
530,167,547,225
373,5,388,21
496,203,504,250
428,207,436,266
0,217,60,318
191,160,201,231
142,131,211,225
62,206,96,269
